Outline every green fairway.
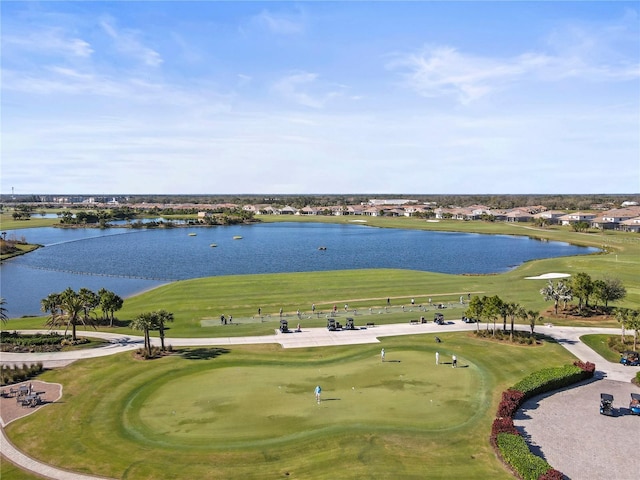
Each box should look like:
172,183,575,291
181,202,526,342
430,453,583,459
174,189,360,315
4,332,576,479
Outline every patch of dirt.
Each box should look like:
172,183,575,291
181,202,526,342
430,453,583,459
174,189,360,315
0,380,62,426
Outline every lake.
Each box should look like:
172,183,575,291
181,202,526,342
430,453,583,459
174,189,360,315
0,222,597,317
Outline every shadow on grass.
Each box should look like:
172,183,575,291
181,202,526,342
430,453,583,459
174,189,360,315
178,347,230,360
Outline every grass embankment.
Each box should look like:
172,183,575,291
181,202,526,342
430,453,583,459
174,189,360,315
0,213,59,230
5,332,576,479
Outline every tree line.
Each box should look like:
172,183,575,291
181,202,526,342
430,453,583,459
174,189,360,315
40,287,124,340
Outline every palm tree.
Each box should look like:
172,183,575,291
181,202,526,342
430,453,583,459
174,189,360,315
540,280,572,316
98,288,124,327
130,312,156,357
46,288,85,341
505,302,522,341
483,295,503,338
0,297,8,326
615,308,629,344
526,310,542,338
78,288,99,327
515,305,528,340
154,310,174,351
41,292,62,335
626,310,640,351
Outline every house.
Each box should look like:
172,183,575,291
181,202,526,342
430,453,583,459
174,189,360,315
504,210,534,222
278,206,298,215
299,206,321,216
591,207,640,230
533,210,566,224
620,217,640,232
558,212,596,226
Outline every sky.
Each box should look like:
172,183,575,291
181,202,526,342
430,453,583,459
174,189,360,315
1,1,639,195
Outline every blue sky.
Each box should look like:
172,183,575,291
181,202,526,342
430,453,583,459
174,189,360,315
2,1,639,195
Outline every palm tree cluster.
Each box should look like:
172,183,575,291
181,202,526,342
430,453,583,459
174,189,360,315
465,295,541,340
540,274,627,316
40,288,123,341
129,310,174,358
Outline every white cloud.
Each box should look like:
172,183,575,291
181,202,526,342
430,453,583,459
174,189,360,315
252,9,305,35
100,17,163,67
2,28,93,58
389,16,639,105
272,71,346,109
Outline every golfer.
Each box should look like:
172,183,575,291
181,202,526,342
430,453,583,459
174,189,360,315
452,354,457,368
381,348,385,362
435,351,439,365
314,385,322,403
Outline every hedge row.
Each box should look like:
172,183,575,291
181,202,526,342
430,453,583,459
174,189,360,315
512,362,593,399
496,433,552,480
491,360,595,480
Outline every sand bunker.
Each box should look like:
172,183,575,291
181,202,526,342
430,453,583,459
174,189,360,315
525,273,571,280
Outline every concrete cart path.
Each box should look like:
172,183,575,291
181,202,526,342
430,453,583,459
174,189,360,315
1,323,638,480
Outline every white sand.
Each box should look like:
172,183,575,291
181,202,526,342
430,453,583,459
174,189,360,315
525,272,571,280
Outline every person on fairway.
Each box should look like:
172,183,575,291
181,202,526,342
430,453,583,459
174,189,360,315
381,348,385,362
452,354,457,368
435,351,439,365
315,385,322,403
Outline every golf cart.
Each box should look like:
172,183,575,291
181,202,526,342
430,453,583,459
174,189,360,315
600,393,614,416
434,313,445,325
461,316,477,323
327,318,337,331
279,319,289,333
630,393,640,416
619,351,639,366
344,317,356,330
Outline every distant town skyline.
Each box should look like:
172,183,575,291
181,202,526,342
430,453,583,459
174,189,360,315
2,1,639,195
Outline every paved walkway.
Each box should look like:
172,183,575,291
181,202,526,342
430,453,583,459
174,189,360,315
1,323,638,479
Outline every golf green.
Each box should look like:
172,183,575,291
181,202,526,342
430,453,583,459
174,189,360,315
129,351,482,447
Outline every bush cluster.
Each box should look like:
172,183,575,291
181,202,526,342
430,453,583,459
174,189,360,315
491,361,595,480
473,329,536,344
607,335,636,354
0,331,89,352
512,364,591,398
496,433,552,480
0,363,44,386
497,389,525,419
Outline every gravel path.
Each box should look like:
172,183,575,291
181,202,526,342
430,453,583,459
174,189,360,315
514,379,640,480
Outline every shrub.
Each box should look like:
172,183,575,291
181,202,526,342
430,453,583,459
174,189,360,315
497,389,526,418
496,433,552,480
0,362,44,386
491,417,519,439
512,364,592,399
539,468,564,480
573,360,595,374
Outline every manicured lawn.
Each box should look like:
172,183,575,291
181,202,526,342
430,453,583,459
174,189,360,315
580,334,637,363
4,332,576,479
